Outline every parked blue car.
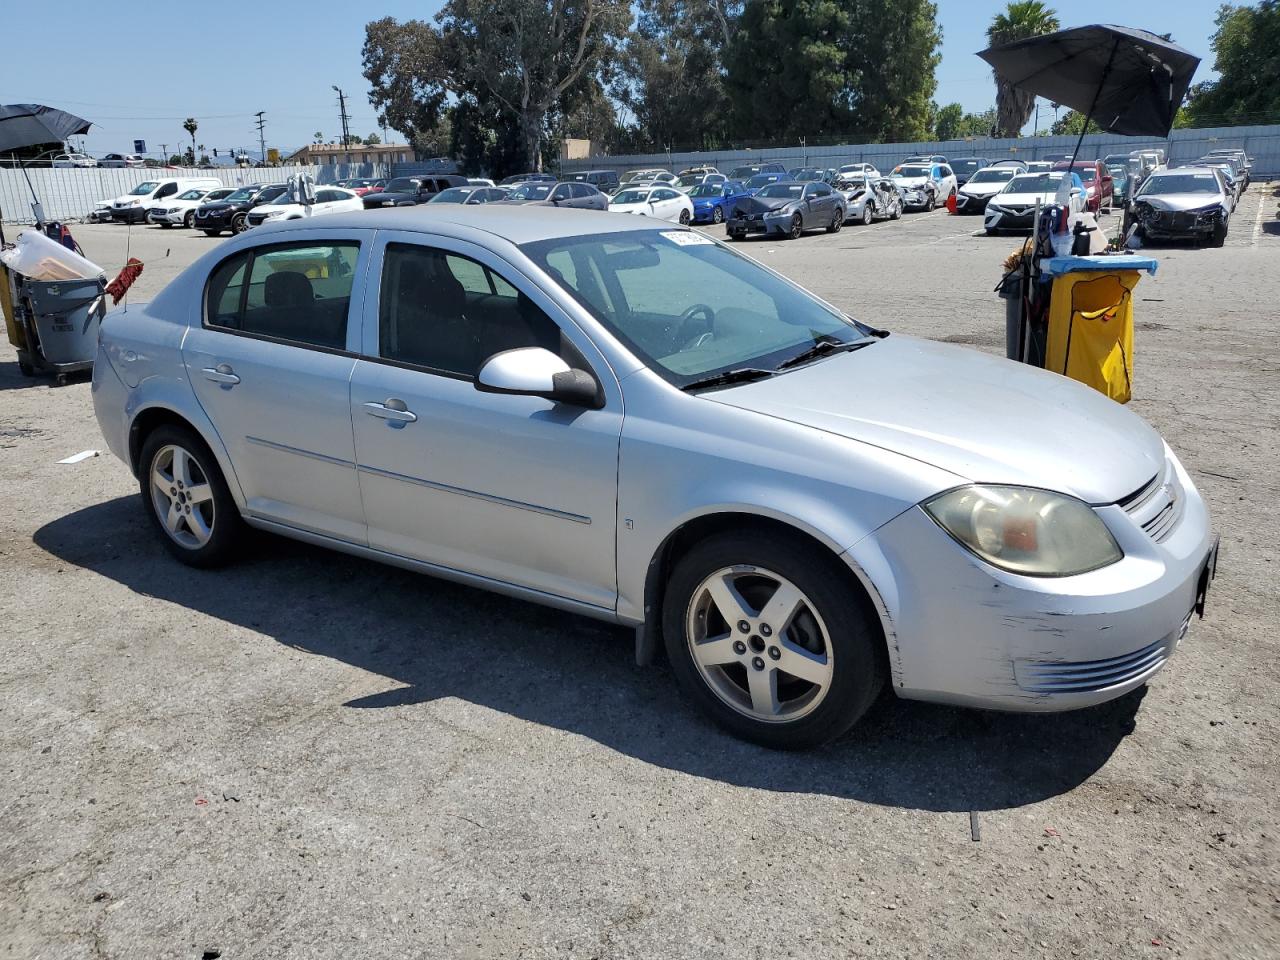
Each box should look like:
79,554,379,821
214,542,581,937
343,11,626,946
688,180,751,224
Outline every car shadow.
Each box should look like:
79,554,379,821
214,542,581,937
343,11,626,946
0,359,88,390
34,496,1145,813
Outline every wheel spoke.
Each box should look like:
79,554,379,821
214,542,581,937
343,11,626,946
186,508,213,545
171,448,193,486
185,482,213,505
692,635,738,668
747,666,780,716
776,640,829,688
164,502,183,533
759,580,804,634
151,462,172,495
705,572,755,625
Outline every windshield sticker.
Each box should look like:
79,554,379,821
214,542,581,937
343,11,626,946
661,231,714,246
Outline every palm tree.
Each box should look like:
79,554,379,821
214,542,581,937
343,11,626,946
987,2,1061,137
183,117,198,166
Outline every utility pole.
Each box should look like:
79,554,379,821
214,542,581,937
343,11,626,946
159,143,168,163
333,86,352,146
254,111,267,164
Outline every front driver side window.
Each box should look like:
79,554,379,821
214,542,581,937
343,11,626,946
378,243,566,378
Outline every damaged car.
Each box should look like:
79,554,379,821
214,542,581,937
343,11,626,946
727,180,845,239
891,162,956,211
1123,167,1232,247
836,172,903,224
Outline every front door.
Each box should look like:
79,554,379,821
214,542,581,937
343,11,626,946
348,231,622,610
182,232,372,542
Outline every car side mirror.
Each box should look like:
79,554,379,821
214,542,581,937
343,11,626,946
476,347,602,408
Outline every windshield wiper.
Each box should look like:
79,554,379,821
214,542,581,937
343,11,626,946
776,336,875,371
680,367,777,392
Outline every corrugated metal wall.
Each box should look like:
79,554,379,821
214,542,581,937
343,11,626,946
0,163,389,224
558,125,1280,179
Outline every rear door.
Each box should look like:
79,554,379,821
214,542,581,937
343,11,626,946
182,231,373,542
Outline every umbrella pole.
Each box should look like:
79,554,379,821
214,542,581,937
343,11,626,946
1069,36,1121,167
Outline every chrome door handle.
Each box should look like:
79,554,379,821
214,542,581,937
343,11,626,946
202,363,240,385
363,398,417,423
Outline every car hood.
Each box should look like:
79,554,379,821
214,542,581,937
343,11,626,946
960,182,1008,197
370,191,417,203
990,190,1060,207
1134,192,1224,211
893,177,930,189
733,196,799,215
707,335,1164,504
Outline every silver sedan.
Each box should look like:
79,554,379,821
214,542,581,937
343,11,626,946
91,206,1216,748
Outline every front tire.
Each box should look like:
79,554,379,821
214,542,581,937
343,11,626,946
712,206,724,224
662,531,885,749
925,193,936,212
788,213,803,240
138,425,244,568
1209,219,1228,247
184,211,196,228
678,208,691,225
231,213,249,234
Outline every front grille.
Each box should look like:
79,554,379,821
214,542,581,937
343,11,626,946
1119,461,1183,544
247,213,269,226
1014,636,1172,693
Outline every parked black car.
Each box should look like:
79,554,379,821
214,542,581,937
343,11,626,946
948,157,992,187
565,169,621,193
362,175,469,208
193,183,288,236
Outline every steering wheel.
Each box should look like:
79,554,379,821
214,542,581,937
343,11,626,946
675,303,716,350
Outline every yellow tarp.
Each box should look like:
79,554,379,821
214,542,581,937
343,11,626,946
1045,270,1140,404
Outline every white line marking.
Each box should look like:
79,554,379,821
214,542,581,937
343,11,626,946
1253,188,1267,245
57,450,99,465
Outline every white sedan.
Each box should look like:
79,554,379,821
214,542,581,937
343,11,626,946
51,153,97,168
245,187,364,227
608,185,694,224
984,172,1086,234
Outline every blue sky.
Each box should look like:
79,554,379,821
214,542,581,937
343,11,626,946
0,0,1220,157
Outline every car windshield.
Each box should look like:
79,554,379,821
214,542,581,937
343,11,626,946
791,168,822,181
758,183,804,199
1107,166,1128,180
953,159,983,174
689,184,727,198
745,175,779,189
385,178,419,192
676,175,702,187
1076,168,1096,182
1003,174,1067,194
510,183,553,200
225,187,257,201
429,187,474,203
611,188,651,205
1138,173,1221,196
728,167,758,180
838,165,864,173
128,181,160,195
893,166,929,178
969,169,1015,184
177,189,205,200
267,192,297,206
840,175,869,187
521,229,873,386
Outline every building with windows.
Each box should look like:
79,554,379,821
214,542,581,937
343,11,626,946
288,142,415,166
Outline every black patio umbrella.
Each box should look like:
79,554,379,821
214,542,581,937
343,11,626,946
0,103,94,238
978,25,1200,167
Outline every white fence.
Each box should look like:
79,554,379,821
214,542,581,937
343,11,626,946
0,163,388,224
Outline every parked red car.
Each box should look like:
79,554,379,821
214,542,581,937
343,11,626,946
1052,160,1113,213
339,177,386,197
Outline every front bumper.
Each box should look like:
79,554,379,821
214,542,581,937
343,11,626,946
1135,208,1223,239
690,204,722,223
984,206,1036,231
728,214,780,235
899,188,932,209
111,206,148,223
955,193,992,214
847,452,1215,712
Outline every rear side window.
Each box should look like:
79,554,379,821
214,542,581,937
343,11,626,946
205,242,359,350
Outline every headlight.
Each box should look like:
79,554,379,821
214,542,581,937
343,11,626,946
923,485,1122,577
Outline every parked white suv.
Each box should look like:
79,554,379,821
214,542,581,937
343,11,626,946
149,187,236,228
245,187,364,227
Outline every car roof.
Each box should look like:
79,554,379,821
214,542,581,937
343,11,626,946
257,204,669,245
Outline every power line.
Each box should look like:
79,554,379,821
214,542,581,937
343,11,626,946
255,111,267,162
333,86,352,146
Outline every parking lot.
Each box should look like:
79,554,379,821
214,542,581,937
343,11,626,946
3,187,1279,959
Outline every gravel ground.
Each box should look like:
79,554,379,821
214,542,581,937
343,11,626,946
2,186,1278,959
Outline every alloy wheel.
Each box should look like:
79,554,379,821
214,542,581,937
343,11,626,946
149,444,216,550
713,206,724,224
231,213,248,234
679,208,691,225
789,214,803,239
184,211,195,228
685,565,834,723
861,205,872,225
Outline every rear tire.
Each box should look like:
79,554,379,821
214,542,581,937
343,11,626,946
889,200,902,220
828,209,844,233
662,531,885,749
138,425,245,568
